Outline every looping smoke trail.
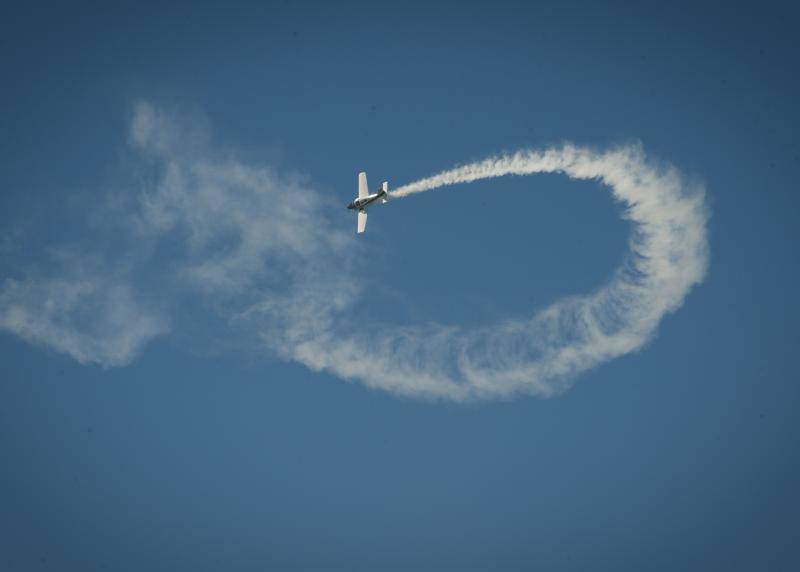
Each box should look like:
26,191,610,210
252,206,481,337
282,144,709,401
0,103,708,402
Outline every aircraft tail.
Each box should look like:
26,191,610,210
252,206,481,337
381,181,389,203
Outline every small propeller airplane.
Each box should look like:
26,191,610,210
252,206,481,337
346,172,389,233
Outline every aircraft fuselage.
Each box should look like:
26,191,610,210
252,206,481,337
347,189,387,211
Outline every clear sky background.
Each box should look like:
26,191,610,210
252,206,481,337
1,1,798,570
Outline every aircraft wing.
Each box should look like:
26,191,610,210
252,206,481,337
357,210,367,233
358,172,368,199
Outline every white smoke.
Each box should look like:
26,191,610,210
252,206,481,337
279,145,710,400
0,104,709,401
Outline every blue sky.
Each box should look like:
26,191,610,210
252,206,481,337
1,1,798,570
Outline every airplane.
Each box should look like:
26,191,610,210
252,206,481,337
346,172,389,233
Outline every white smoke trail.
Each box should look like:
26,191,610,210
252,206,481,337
277,144,709,401
0,103,709,402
